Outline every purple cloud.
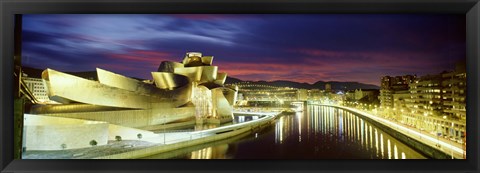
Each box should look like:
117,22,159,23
21,14,465,85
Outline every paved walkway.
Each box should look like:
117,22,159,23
24,111,280,159
322,104,465,159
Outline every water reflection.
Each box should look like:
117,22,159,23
193,115,260,131
144,105,427,159
190,144,229,159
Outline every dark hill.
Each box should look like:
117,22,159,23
227,76,379,90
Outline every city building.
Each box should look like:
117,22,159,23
354,89,377,101
392,90,410,120
441,62,466,121
22,75,49,103
297,89,308,101
383,61,466,141
325,83,332,93
345,90,355,101
406,74,443,119
307,89,323,101
379,75,416,109
21,73,59,104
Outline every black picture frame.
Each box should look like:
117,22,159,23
1,0,479,172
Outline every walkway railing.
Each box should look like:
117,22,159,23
190,111,278,136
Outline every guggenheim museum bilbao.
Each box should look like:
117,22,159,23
25,52,238,150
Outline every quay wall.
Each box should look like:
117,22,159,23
321,105,453,159
94,114,275,159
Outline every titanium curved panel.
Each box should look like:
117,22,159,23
43,69,153,109
165,81,193,107
201,56,214,65
97,68,156,94
198,82,223,90
211,88,233,119
200,66,218,83
151,72,189,90
174,67,202,81
214,72,227,85
157,61,184,73
222,88,238,106
174,66,218,83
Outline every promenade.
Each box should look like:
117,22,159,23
320,104,464,159
92,111,279,159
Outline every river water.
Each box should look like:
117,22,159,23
142,105,427,159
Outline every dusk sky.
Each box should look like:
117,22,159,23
21,14,466,86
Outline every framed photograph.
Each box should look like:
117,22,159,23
1,0,479,172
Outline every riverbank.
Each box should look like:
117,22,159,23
318,104,464,159
93,111,279,159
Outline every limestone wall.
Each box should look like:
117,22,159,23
24,114,109,150
108,124,157,141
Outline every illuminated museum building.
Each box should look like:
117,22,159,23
24,52,238,150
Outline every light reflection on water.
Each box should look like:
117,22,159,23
193,115,259,131
143,105,427,159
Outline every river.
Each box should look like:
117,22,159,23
141,105,427,159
